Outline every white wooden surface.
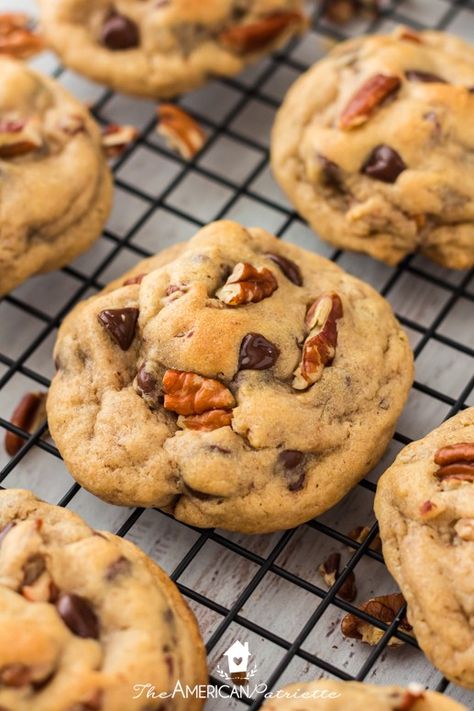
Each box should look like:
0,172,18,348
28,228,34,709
0,1,473,708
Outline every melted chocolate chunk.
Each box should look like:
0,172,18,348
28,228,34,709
317,154,343,190
265,253,303,286
361,145,406,183
278,450,304,470
239,333,279,370
136,364,158,394
0,521,16,544
405,69,447,84
106,556,131,581
288,472,306,492
98,308,139,351
22,554,46,586
56,593,99,640
101,12,140,50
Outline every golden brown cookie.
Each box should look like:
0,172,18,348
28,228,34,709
271,28,474,268
47,220,413,533
38,0,307,98
261,678,468,710
375,408,474,689
0,488,207,711
0,56,112,296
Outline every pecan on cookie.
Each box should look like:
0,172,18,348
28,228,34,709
272,28,474,269
47,220,412,533
375,408,474,688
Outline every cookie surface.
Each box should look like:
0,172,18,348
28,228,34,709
0,489,207,711
0,57,112,297
47,220,413,533
261,678,467,710
38,0,306,98
375,409,474,689
271,28,474,269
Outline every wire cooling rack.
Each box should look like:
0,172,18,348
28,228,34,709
1,0,474,708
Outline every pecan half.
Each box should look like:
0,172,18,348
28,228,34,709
179,409,233,432
101,123,138,158
0,13,44,59
156,104,206,160
339,74,401,130
216,263,278,306
293,293,343,390
434,442,474,482
219,12,304,54
163,370,235,417
4,392,47,456
0,119,42,159
341,592,412,646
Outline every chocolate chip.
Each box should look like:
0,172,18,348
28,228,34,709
278,450,304,470
317,154,343,190
22,554,46,586
0,521,16,544
106,556,131,581
239,333,279,370
405,69,447,84
136,364,157,394
0,664,31,687
288,472,305,492
265,253,303,286
165,655,174,678
361,145,406,183
101,12,140,50
98,308,139,350
56,593,99,640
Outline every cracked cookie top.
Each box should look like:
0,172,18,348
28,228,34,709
38,0,307,98
47,221,413,533
261,678,468,710
0,56,112,296
375,408,474,689
0,489,207,711
271,27,474,269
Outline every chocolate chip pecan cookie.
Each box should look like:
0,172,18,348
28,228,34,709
47,220,413,533
38,0,307,99
271,27,474,269
0,488,207,711
261,678,467,710
0,56,112,297
375,408,474,689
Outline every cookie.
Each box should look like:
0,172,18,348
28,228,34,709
374,408,474,689
38,0,307,99
261,678,467,710
47,220,413,533
0,488,207,711
0,56,112,297
271,27,474,269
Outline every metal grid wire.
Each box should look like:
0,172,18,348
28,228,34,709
1,0,474,708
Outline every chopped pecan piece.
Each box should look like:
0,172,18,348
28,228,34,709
394,685,425,711
323,0,380,24
219,12,304,54
163,370,235,417
0,13,44,59
347,525,382,552
339,74,401,129
341,592,412,646
156,104,206,160
180,409,233,432
4,392,47,457
318,553,357,601
216,262,278,306
455,518,474,542
0,118,42,159
434,442,474,482
394,27,423,44
101,123,138,158
293,293,343,390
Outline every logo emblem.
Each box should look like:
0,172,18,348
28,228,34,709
216,641,258,684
